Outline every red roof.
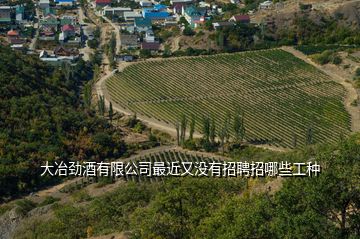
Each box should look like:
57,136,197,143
232,15,250,22
95,0,111,3
7,30,19,36
141,42,160,50
62,24,75,32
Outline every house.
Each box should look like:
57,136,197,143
39,0,50,9
95,0,111,8
123,11,143,22
39,50,77,64
134,17,152,32
171,3,187,15
40,16,59,31
102,6,132,17
43,7,55,17
0,6,11,24
212,21,234,30
15,5,25,23
144,29,155,42
170,0,193,4
142,5,170,21
7,29,25,44
55,0,76,6
183,5,206,28
229,15,250,24
140,0,152,7
60,15,77,26
120,34,138,49
141,42,160,51
61,24,76,38
259,0,273,10
54,46,79,56
117,54,134,62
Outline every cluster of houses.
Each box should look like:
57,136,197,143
37,0,84,64
94,0,231,53
0,3,33,49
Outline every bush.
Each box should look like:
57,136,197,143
15,199,37,216
71,189,92,203
183,26,195,36
38,196,60,207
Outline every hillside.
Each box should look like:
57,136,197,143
0,46,126,201
4,135,360,239
106,49,350,148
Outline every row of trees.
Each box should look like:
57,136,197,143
174,108,246,152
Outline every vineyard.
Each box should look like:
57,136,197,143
106,49,351,148
60,150,228,191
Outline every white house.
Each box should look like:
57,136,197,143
123,11,143,22
145,29,155,43
102,6,132,17
259,0,273,10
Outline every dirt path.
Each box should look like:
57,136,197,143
282,46,360,133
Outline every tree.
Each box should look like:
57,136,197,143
306,126,313,145
233,108,245,143
189,114,195,140
183,26,195,36
218,126,226,155
98,95,106,116
210,117,216,144
202,116,210,143
108,101,114,122
180,114,187,145
175,122,180,146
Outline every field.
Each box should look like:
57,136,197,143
106,49,351,148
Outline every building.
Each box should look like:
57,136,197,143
212,21,234,30
229,15,250,24
0,6,11,24
117,54,134,62
95,0,111,8
102,6,132,17
183,5,206,28
54,46,79,56
39,16,59,31
123,11,143,22
170,0,193,4
15,5,25,23
134,17,152,32
259,0,273,10
61,24,75,38
60,15,77,26
142,5,170,21
43,7,55,17
139,0,152,7
55,0,76,6
120,34,138,49
39,0,50,9
39,50,77,64
141,42,160,51
7,30,25,44
144,29,155,42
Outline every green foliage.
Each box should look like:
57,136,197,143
312,50,343,65
183,26,195,36
15,199,37,216
13,136,360,238
38,196,60,207
0,46,127,201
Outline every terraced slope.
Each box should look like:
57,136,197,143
106,49,350,148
